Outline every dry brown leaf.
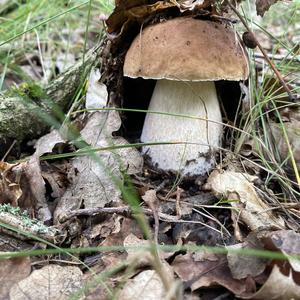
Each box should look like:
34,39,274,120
172,252,248,294
206,170,285,230
0,257,31,299
0,162,22,207
258,230,300,273
89,215,123,241
242,264,300,299
106,1,174,34
98,218,144,270
227,233,268,280
256,0,279,16
106,0,216,34
10,265,83,300
23,130,66,221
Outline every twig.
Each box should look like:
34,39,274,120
0,211,60,242
175,187,184,218
227,1,296,102
60,206,178,223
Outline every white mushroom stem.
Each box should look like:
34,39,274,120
141,79,222,175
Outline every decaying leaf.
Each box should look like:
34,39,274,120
124,233,152,266
256,0,279,17
97,218,144,271
0,232,32,252
258,230,300,272
172,252,248,294
118,264,174,300
0,162,22,207
10,265,83,300
227,233,268,280
23,130,66,222
124,233,174,265
0,257,31,300
242,264,300,299
119,270,166,300
269,120,300,174
206,170,285,230
54,111,143,223
106,0,216,34
86,68,108,109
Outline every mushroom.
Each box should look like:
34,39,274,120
123,17,249,175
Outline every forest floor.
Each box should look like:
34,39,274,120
0,1,300,299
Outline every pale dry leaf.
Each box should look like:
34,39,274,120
96,218,143,270
172,0,206,11
86,68,108,109
242,264,300,299
206,170,285,230
124,233,174,264
0,257,31,299
33,130,65,157
124,233,152,266
10,265,83,300
89,215,123,240
54,111,143,223
119,270,165,300
142,190,159,211
119,264,174,300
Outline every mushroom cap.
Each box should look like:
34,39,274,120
124,17,249,81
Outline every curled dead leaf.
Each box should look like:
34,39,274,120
258,230,300,273
206,170,285,230
172,252,248,294
241,264,300,299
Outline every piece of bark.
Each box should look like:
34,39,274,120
0,45,102,156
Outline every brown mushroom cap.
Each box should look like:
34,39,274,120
124,17,249,81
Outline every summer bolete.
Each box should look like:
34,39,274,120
124,17,249,175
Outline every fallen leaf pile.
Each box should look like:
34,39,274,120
0,0,298,299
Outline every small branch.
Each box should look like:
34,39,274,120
227,1,296,102
0,211,60,243
60,206,179,223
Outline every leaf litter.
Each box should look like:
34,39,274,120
1,0,300,299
